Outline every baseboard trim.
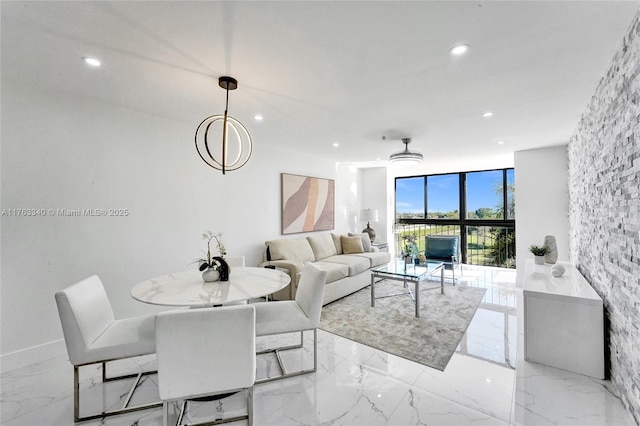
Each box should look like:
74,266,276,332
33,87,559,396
1,339,67,374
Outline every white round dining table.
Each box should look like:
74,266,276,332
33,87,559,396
130,267,290,307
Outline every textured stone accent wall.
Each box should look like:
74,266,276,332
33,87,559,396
568,11,640,424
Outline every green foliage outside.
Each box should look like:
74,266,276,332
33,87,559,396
395,225,516,268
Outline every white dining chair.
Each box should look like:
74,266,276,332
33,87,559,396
155,304,256,426
253,262,327,383
55,275,161,422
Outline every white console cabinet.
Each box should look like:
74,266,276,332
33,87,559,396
523,259,605,379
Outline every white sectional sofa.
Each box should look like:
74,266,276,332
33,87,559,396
261,232,391,305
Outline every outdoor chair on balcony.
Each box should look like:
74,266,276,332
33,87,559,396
424,235,461,283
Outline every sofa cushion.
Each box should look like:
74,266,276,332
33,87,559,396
311,261,349,284
322,255,370,276
341,236,364,254
349,251,391,268
266,238,315,263
331,233,343,254
307,234,338,260
349,232,372,252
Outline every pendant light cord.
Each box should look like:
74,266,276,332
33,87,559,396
221,85,229,174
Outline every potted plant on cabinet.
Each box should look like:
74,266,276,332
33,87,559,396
529,244,548,265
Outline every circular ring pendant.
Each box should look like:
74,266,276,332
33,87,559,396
195,114,253,173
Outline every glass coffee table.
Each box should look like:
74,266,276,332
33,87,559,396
370,260,445,318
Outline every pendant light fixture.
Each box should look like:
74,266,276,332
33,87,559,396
389,138,423,165
195,76,252,175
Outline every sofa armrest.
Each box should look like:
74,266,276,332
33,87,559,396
259,259,304,295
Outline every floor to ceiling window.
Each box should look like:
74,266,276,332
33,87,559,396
395,168,515,268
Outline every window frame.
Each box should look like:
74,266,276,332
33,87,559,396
395,168,515,264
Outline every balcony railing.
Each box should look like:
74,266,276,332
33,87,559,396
394,223,515,268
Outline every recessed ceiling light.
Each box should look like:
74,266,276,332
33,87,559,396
254,114,263,121
82,57,102,67
497,140,505,145
332,142,340,147
482,111,494,118
449,44,469,56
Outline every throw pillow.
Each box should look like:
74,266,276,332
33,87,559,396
341,235,364,254
349,232,372,252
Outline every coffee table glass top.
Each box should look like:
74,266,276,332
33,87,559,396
372,260,444,278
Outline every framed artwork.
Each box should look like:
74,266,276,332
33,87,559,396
281,173,335,235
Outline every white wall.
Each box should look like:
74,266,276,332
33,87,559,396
0,81,343,370
514,145,569,284
358,167,388,244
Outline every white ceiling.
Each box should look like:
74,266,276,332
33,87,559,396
2,1,638,173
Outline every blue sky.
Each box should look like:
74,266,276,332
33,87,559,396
396,170,512,214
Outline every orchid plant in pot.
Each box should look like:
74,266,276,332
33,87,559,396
197,231,228,282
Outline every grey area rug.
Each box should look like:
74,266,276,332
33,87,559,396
319,280,487,371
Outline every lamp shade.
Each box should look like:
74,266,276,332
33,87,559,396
359,209,379,223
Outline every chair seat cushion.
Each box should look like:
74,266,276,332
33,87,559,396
254,301,317,336
425,257,456,269
83,315,156,365
425,255,454,261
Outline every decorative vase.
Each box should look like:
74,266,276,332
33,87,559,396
544,235,558,264
534,255,545,265
202,268,220,282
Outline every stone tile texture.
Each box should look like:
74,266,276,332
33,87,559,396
568,11,640,425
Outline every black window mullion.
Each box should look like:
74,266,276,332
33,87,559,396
460,173,467,263
423,176,428,219
503,169,508,220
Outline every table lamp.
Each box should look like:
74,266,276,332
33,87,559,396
360,208,379,242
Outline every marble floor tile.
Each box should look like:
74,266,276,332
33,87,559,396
386,386,509,426
511,359,635,426
1,265,634,426
412,354,515,422
261,358,413,425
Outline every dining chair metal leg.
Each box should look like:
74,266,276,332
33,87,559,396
256,329,318,384
73,363,161,422
163,401,170,426
176,400,187,426
248,387,254,426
